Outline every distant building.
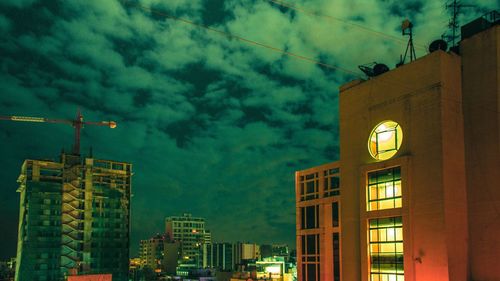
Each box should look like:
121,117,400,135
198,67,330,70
139,234,181,275
295,12,500,281
0,258,16,281
203,242,234,271
271,244,289,259
230,257,294,281
165,213,210,267
139,235,164,271
233,242,260,271
15,153,132,281
260,245,272,259
261,244,289,260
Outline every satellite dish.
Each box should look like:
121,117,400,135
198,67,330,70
358,62,390,77
401,19,413,32
429,39,448,53
373,64,389,76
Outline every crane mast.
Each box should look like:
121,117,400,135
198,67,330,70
0,110,116,155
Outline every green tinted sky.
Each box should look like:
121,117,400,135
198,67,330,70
0,0,496,258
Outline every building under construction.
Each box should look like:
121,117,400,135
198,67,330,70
15,152,132,281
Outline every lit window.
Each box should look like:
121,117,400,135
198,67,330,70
367,167,402,211
369,217,404,281
368,121,403,160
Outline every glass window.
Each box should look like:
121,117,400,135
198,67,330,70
369,217,404,281
300,173,319,201
301,234,320,281
301,205,319,229
332,202,339,227
367,167,402,211
333,233,340,281
368,121,403,161
324,168,340,197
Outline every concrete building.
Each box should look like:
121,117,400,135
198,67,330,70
139,234,181,275
203,242,234,271
295,162,340,281
295,13,499,281
139,235,164,271
261,244,290,259
15,153,132,281
165,213,210,267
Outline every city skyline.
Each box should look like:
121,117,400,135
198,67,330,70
0,0,497,260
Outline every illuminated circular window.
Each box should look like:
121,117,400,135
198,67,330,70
368,121,403,160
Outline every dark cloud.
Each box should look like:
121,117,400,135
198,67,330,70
1,0,496,259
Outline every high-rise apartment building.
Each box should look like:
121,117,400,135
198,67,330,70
296,13,499,281
15,153,132,281
165,213,210,267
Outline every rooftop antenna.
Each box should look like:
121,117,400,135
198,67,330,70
442,0,474,47
397,19,416,67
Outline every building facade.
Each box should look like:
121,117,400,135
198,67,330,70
295,162,340,281
15,153,132,281
165,213,210,267
203,242,234,271
139,235,165,272
295,14,499,281
139,234,180,275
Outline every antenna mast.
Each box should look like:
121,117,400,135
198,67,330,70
443,0,474,46
397,19,416,67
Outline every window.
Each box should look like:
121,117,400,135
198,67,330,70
300,173,319,201
301,234,320,281
369,217,404,281
367,167,402,211
324,168,340,197
301,205,319,229
333,233,340,281
332,202,339,227
368,121,403,160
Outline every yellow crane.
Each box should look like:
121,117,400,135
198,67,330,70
0,110,116,155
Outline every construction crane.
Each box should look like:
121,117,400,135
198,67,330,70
0,110,116,155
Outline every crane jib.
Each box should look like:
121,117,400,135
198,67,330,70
11,116,46,122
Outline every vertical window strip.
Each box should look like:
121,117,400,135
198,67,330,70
368,217,404,281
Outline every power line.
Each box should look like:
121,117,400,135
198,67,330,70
120,0,363,77
263,0,428,51
121,0,500,106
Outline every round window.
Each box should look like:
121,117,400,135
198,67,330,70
368,121,403,160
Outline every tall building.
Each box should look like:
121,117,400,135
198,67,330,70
295,13,499,281
15,153,132,281
459,13,500,281
203,242,234,271
165,213,210,267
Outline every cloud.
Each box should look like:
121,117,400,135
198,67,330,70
0,0,496,258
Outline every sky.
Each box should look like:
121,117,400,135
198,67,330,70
0,0,497,259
